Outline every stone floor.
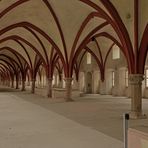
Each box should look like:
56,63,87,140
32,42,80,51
0,86,148,148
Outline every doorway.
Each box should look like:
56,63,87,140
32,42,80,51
86,72,92,93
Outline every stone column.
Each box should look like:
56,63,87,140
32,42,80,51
11,80,14,88
99,80,106,95
6,81,9,87
129,74,146,119
64,78,73,101
47,78,52,98
7,80,11,87
2,80,5,85
31,79,36,93
16,80,19,89
21,79,26,91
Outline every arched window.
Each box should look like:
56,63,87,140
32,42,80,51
112,45,120,59
87,52,91,64
82,72,85,89
57,75,59,86
63,75,66,88
43,75,46,87
125,70,128,87
112,71,115,87
52,75,55,86
145,69,148,87
72,80,74,85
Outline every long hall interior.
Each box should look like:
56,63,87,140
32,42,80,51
0,0,148,148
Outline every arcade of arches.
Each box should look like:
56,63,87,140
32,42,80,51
0,0,148,122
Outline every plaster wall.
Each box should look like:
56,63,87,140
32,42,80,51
79,48,148,98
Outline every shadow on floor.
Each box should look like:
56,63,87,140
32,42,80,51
7,88,126,141
0,87,20,92
1,86,148,142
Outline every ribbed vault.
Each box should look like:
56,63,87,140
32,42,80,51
0,0,147,91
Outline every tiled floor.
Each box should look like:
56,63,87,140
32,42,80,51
0,87,148,148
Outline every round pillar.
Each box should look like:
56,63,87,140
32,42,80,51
11,80,14,88
99,80,106,95
16,80,19,89
129,74,146,119
31,79,36,93
21,80,26,91
64,78,74,102
47,78,52,98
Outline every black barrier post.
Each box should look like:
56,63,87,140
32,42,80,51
123,113,129,148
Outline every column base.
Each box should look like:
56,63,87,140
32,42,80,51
47,94,52,98
129,111,147,119
65,98,74,102
21,89,26,91
100,92,106,95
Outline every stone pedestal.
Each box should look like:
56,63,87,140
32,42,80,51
21,80,26,91
99,80,106,95
64,78,74,101
47,78,52,98
129,74,146,119
31,79,36,94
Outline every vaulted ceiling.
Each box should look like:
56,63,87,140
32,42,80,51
0,0,148,79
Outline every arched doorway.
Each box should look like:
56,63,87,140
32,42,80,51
86,72,92,93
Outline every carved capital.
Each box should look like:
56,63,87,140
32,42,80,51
129,74,144,85
64,78,73,83
47,78,53,82
31,78,36,82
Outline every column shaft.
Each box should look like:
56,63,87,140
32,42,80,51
64,78,73,101
16,80,19,89
47,78,52,98
129,74,146,119
99,80,106,95
11,80,14,88
21,80,26,91
31,79,36,93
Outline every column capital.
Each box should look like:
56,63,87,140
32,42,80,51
47,78,53,81
129,74,144,85
64,78,73,82
31,78,36,81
